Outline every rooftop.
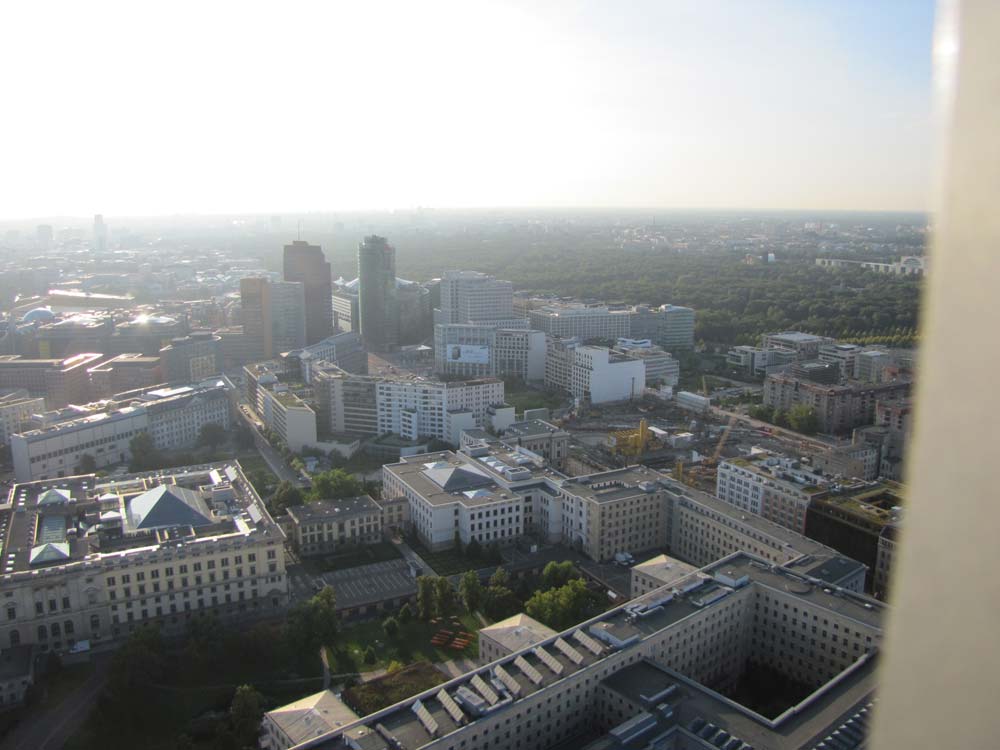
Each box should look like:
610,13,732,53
287,496,382,524
479,613,558,653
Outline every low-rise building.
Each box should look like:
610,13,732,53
478,613,558,664
546,341,645,405
675,391,710,413
726,345,797,376
716,454,827,534
629,553,698,598
498,419,570,471
761,331,835,358
285,495,384,557
763,373,911,434
87,353,163,398
261,689,360,750
0,352,104,409
612,339,679,388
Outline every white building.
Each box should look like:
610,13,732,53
11,381,232,482
377,377,509,446
529,303,631,341
545,340,645,404
716,454,828,534
819,343,864,379
726,345,797,375
434,324,544,381
675,390,711,413
613,339,680,387
629,553,699,598
258,386,318,452
0,391,46,446
438,270,521,326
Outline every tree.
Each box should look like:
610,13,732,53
271,481,304,515
77,453,97,474
197,423,228,451
540,561,578,590
363,646,376,665
787,404,819,435
386,660,404,674
489,567,510,589
525,578,598,630
398,602,414,625
482,584,519,621
416,576,437,621
748,404,775,422
309,468,364,501
435,576,454,615
382,616,399,638
128,431,163,472
287,587,338,653
459,571,483,613
229,684,264,748
772,409,790,428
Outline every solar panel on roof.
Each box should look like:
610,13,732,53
437,689,466,724
554,637,584,665
470,674,498,705
514,655,543,685
411,699,439,737
493,665,521,697
533,646,563,676
572,628,603,655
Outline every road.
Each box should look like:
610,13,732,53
708,406,847,452
4,653,112,750
236,401,306,487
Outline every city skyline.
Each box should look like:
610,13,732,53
2,0,934,220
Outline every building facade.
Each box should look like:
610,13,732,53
283,241,332,345
357,235,399,352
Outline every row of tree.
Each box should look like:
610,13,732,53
748,403,820,434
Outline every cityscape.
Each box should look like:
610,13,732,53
0,1,957,749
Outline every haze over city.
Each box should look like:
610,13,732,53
2,0,934,220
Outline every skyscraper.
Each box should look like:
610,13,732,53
93,214,107,252
439,270,516,325
240,277,306,360
357,235,398,352
282,240,332,345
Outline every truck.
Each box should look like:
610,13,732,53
613,552,635,566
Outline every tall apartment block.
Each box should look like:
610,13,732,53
357,235,399,352
283,240,332,345
439,270,519,326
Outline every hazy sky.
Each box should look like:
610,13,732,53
2,0,934,219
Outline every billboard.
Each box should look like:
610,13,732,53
448,345,490,364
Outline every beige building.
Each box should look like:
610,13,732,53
285,496,384,557
763,373,911,435
499,419,570,471
478,613,557,664
0,462,287,654
629,553,698,598
716,454,827,534
277,551,883,750
262,689,360,750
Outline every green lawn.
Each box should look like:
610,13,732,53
502,380,569,415
300,542,403,573
330,611,484,674
404,536,488,576
343,661,447,715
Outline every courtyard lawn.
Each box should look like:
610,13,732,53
330,611,484,674
343,662,447,716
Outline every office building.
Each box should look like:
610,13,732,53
285,495,384,557
499,419,570,471
0,463,287,653
818,343,864,380
108,314,189,357
240,278,307,360
805,481,904,595
283,241,332,345
396,279,433,345
0,390,45,446
434,324,543,381
811,442,881,481
283,548,880,750
87,354,164,398
716,454,828,534
629,553,699,598
545,340,645,404
530,303,631,341
11,380,232,482
159,331,223,383
244,362,317,452
761,331,835,359
613,339,680,388
34,314,114,359
0,353,103,409
854,350,896,383
357,235,399,352
377,376,510,446
627,304,696,350
763,374,911,434
282,332,367,384
874,525,899,600
311,364,379,438
726,345,797,376
439,270,519,326
478,613,557,664
332,286,360,334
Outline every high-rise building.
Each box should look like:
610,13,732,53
439,270,518,325
239,278,306,361
357,235,398,352
159,331,224,383
93,214,107,252
282,240,332,345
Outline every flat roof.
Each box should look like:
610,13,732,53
287,496,381,523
